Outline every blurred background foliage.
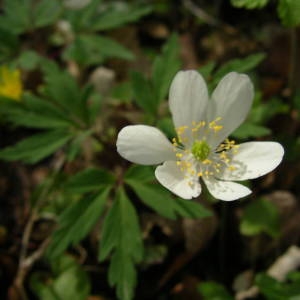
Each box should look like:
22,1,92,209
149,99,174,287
0,0,299,299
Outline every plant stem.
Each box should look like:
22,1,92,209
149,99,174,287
12,155,65,299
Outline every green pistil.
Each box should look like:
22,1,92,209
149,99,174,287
191,140,210,161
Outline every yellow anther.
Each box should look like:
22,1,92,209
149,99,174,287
213,125,223,132
228,165,236,171
203,159,212,165
197,172,203,177
176,153,183,158
176,161,181,166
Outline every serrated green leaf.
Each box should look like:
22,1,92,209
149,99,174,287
0,94,73,129
65,0,103,32
126,179,211,220
240,198,280,238
90,4,152,31
213,53,266,85
127,181,177,219
47,188,110,258
65,168,115,193
131,71,157,114
230,0,269,9
152,34,181,102
173,198,212,219
278,0,300,27
109,249,137,300
0,0,32,34
64,34,134,67
33,0,62,28
42,67,85,121
124,165,155,183
0,130,72,163
99,188,143,300
232,122,271,139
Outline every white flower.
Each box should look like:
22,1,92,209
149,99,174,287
116,71,284,201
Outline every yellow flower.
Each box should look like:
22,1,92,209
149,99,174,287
0,66,23,101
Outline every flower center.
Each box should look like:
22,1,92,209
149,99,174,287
171,117,240,184
191,140,210,161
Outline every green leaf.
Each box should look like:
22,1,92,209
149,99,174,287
0,130,72,163
64,34,134,67
33,0,62,28
250,97,289,124
255,274,287,300
256,272,300,299
199,61,217,81
157,117,176,139
240,198,280,238
213,53,266,85
277,0,300,27
198,281,234,300
127,181,177,219
152,34,181,102
0,94,73,129
65,168,115,194
232,122,271,139
47,188,110,258
65,0,103,32
99,188,143,300
126,179,211,220
15,50,42,70
230,0,269,9
0,28,19,61
0,0,32,34
173,198,212,219
42,66,85,121
124,165,155,183
90,4,152,31
30,255,90,300
131,71,157,114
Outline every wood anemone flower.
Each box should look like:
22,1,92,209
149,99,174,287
117,70,284,201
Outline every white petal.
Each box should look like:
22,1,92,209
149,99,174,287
217,142,284,181
203,177,251,201
207,72,254,147
117,125,175,165
155,161,201,199
169,70,209,129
